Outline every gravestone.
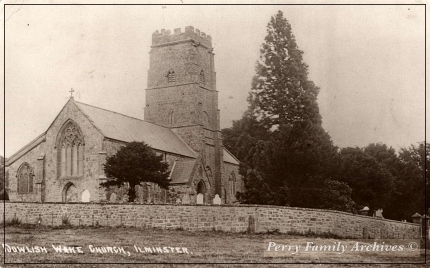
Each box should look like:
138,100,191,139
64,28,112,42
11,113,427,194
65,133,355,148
182,194,190,205
213,194,221,205
109,193,117,203
196,193,204,204
374,209,383,218
81,189,90,202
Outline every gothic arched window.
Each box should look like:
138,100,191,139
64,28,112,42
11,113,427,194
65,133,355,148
57,121,85,178
17,163,33,194
229,172,236,198
199,70,205,84
202,111,209,128
167,69,175,83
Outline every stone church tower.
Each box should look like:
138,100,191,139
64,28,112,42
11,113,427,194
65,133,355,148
145,26,223,198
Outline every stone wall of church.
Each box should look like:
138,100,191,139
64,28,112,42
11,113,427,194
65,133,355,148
6,142,44,202
1,202,420,239
100,139,197,204
6,101,105,203
222,162,241,204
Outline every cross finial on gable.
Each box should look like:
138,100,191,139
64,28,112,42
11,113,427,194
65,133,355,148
69,88,75,99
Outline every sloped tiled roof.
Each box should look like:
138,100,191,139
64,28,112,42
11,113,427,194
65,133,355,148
169,160,196,184
223,148,240,165
74,101,197,158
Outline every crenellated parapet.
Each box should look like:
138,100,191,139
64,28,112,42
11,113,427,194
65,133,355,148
152,26,212,48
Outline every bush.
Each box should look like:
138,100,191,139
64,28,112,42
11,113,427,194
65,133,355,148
61,214,71,226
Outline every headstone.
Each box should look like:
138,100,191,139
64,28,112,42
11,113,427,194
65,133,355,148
374,209,383,218
81,189,90,202
213,194,221,205
109,193,117,203
196,193,204,204
360,206,370,216
182,194,190,205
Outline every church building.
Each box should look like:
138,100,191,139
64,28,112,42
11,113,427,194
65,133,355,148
5,26,241,205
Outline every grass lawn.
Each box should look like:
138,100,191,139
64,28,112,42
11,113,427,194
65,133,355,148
0,224,427,267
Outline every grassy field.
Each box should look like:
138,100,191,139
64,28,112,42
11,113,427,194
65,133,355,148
0,224,427,267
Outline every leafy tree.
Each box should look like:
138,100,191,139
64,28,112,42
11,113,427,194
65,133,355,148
222,112,269,163
238,121,345,210
339,147,395,216
362,142,427,221
387,143,427,219
249,10,321,129
0,156,8,201
101,141,170,202
291,179,356,213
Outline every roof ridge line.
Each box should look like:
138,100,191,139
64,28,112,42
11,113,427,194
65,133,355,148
74,100,151,125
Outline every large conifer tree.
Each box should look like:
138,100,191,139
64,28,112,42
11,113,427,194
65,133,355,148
249,10,321,129
234,11,354,211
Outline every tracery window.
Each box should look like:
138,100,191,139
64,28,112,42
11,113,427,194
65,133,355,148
17,163,33,194
167,69,175,83
58,121,85,177
199,70,205,84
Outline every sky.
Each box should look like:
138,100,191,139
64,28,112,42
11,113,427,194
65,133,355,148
3,4,426,157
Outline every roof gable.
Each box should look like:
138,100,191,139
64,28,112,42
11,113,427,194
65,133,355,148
223,147,240,165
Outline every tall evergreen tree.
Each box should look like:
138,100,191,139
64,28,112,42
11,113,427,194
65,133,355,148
230,11,352,210
249,10,321,129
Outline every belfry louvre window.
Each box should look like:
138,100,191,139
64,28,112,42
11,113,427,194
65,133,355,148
58,121,85,177
17,163,33,194
167,69,175,83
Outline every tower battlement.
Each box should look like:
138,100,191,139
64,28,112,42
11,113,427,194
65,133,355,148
152,26,212,48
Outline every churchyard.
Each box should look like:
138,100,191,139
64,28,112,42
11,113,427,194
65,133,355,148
1,224,426,267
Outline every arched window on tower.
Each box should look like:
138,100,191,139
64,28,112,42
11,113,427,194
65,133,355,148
167,69,175,83
168,110,174,125
202,111,209,128
17,162,34,194
57,120,85,178
199,70,205,84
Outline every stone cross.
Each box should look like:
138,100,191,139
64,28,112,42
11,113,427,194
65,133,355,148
69,88,75,99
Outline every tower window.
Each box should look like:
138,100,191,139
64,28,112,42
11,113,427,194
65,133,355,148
199,70,205,84
168,110,174,125
17,162,33,194
167,69,175,83
202,111,209,128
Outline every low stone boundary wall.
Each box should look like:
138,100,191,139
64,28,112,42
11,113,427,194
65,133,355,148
1,202,420,239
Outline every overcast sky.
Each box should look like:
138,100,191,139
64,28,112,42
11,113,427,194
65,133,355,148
3,4,426,157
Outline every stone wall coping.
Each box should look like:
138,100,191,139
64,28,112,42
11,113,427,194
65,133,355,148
2,201,419,226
